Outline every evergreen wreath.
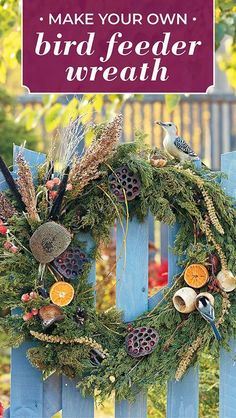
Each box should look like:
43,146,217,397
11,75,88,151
0,114,236,402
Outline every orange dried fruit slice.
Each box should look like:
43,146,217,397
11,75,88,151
49,281,74,306
184,264,209,288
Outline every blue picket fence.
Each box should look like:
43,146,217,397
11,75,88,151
2,147,236,418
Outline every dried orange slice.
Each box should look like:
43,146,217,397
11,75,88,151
184,264,209,288
49,281,74,306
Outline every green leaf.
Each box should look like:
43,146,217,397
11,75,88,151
165,94,180,112
45,103,63,132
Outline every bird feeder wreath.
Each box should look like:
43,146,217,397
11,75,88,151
0,115,236,402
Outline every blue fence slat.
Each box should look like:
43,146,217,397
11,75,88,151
62,233,95,418
115,218,149,418
43,374,62,418
219,151,236,418
166,162,201,418
10,342,45,418
7,148,46,418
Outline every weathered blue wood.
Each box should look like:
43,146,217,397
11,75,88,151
167,368,199,418
10,342,45,418
8,148,47,418
115,218,149,418
167,159,201,418
62,232,95,418
219,151,236,418
43,374,62,418
160,223,169,260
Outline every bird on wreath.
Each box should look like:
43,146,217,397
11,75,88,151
196,295,222,342
155,121,200,163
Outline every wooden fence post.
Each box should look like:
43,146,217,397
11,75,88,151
115,218,149,418
219,151,236,418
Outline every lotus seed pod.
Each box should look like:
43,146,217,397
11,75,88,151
108,166,141,202
29,222,72,263
52,247,89,281
173,287,197,313
125,326,159,358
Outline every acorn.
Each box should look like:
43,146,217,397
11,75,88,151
38,304,64,329
29,222,72,264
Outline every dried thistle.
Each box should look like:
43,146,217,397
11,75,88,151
30,330,108,355
68,114,123,197
0,192,17,220
16,153,40,222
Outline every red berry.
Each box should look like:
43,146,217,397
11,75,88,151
9,245,18,254
49,191,58,200
23,312,33,321
31,308,38,316
66,183,73,191
21,293,30,302
52,177,60,185
46,180,54,190
0,225,7,235
29,291,37,299
3,241,13,250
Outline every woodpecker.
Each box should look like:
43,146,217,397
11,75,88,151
155,121,200,163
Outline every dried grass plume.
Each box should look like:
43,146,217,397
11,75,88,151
16,153,39,222
69,114,123,197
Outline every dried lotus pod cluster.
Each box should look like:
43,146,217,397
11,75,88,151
125,326,159,358
52,247,89,281
109,166,141,202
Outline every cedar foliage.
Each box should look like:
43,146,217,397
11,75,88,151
0,123,236,402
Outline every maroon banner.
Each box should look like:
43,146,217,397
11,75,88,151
22,0,214,93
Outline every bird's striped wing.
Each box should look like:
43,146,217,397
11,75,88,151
174,136,198,157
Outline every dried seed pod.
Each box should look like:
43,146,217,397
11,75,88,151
29,222,72,263
74,306,87,326
173,287,197,313
217,270,236,292
207,254,221,275
90,348,106,365
125,326,159,358
109,166,141,202
196,292,214,307
38,304,64,329
150,156,167,168
52,247,89,281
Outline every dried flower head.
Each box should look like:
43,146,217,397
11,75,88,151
0,192,17,220
16,153,39,222
68,114,123,197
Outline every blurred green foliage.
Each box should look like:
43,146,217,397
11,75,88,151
215,0,236,89
0,88,38,165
